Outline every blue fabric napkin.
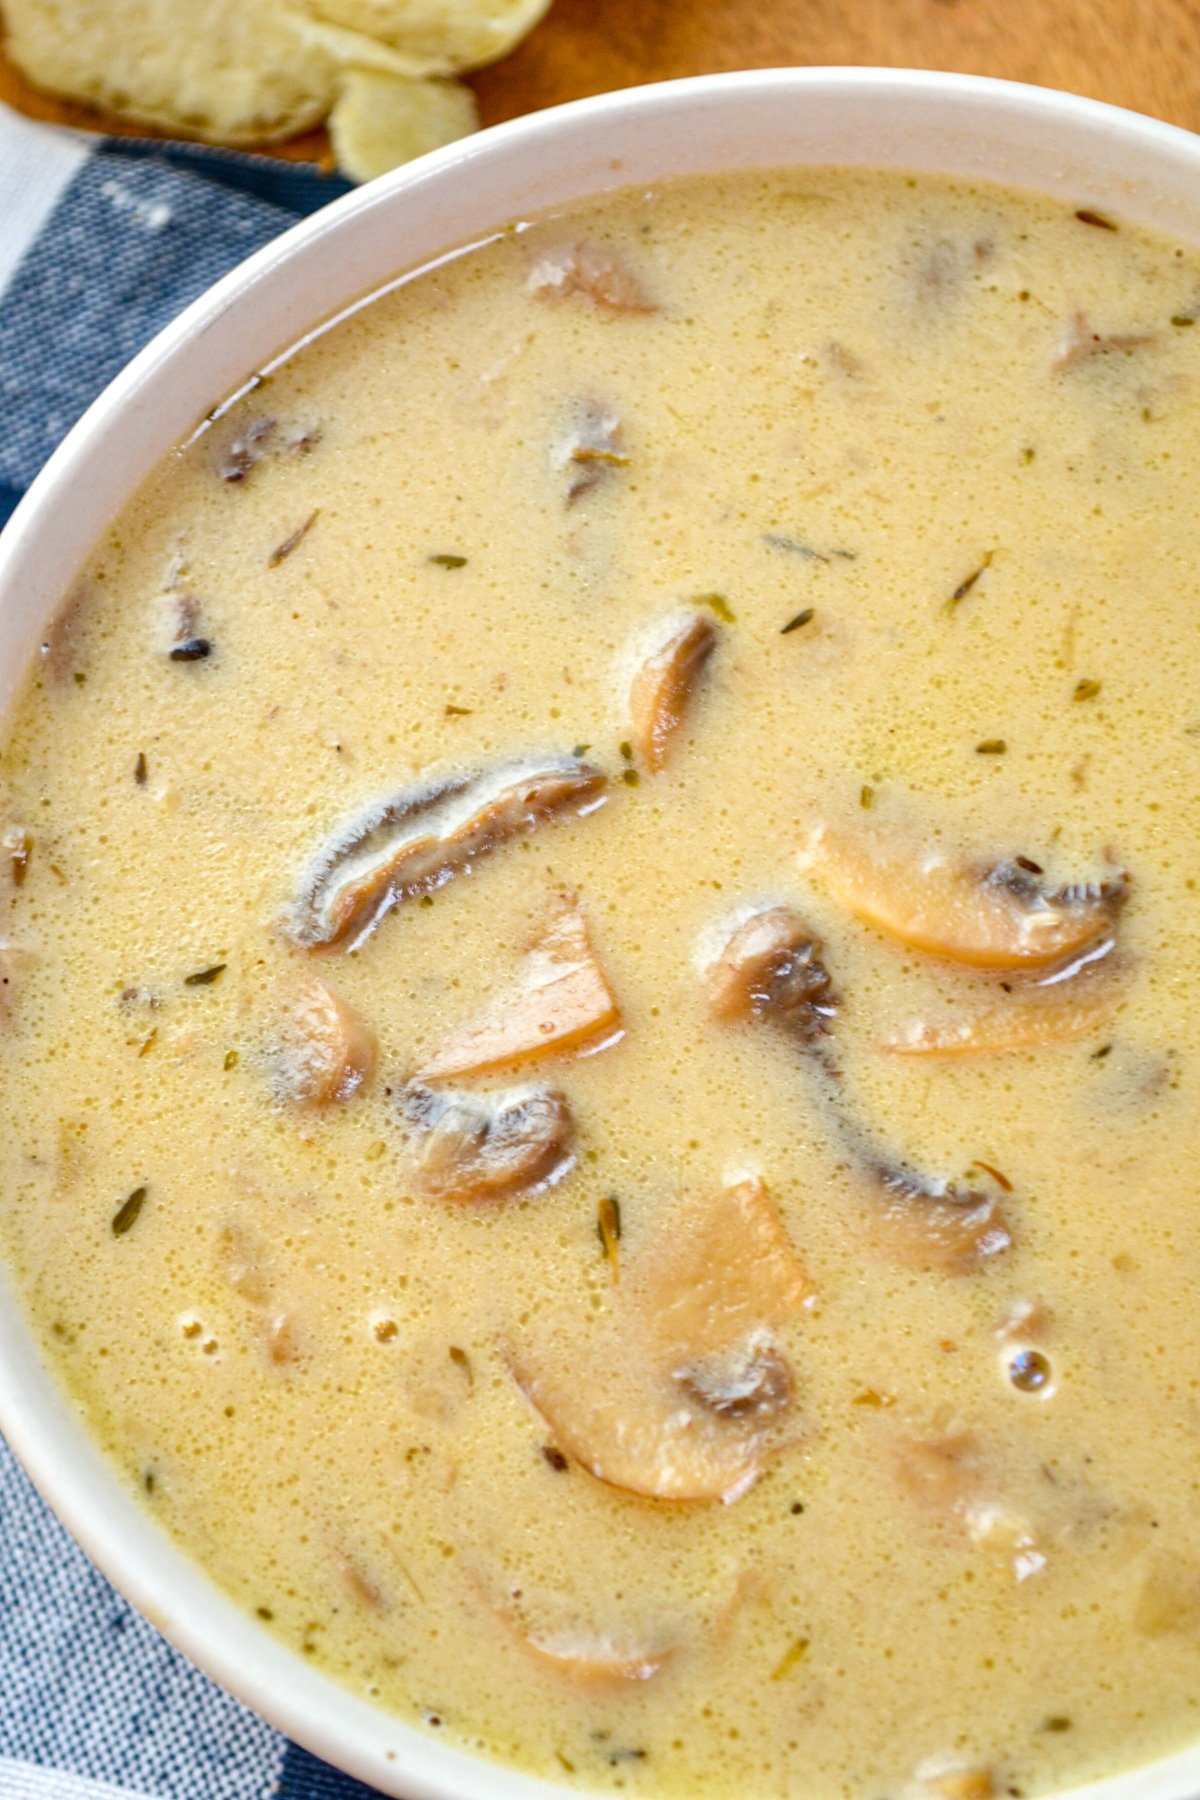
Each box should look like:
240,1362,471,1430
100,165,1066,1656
0,104,385,1800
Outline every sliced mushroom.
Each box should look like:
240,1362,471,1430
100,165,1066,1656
509,1178,810,1504
868,1165,1011,1273
801,821,1125,970
891,1429,1045,1581
265,1310,305,1367
271,979,376,1107
467,1560,677,1687
906,1756,997,1800
500,1616,673,1687
4,826,31,888
881,980,1120,1056
1051,310,1155,372
218,415,276,482
629,612,718,774
216,1220,276,1307
647,1176,813,1358
702,903,837,1045
286,755,607,950
891,1427,987,1515
528,241,657,315
1134,1552,1200,1637
703,904,1011,1270
39,584,93,685
397,1081,575,1204
416,896,620,1080
674,1336,794,1420
520,1632,668,1687
555,401,628,506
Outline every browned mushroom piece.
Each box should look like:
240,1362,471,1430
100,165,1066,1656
218,415,277,482
271,978,377,1107
509,1178,811,1504
286,755,607,951
629,612,719,774
397,1081,576,1204
703,903,838,1044
801,820,1126,971
3,826,32,888
556,401,629,506
702,903,1011,1271
1051,310,1156,373
528,240,658,315
868,1166,1011,1273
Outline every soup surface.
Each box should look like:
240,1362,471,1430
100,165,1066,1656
2,167,1200,1800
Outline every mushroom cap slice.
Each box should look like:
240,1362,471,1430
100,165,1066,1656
629,612,718,774
286,755,607,950
465,1559,680,1687
528,240,658,314
416,897,621,1080
272,978,376,1106
702,903,837,1043
509,1178,811,1504
398,1081,575,1204
881,985,1120,1056
509,1624,673,1687
701,903,1012,1271
864,1165,1011,1274
509,1348,767,1504
644,1176,814,1358
801,821,1125,969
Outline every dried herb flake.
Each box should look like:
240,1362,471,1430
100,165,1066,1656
268,509,319,568
976,739,1007,755
597,1194,622,1279
781,608,815,635
1073,678,1102,702
541,1444,569,1472
763,532,828,563
1075,208,1118,231
693,592,736,624
112,1185,147,1237
944,551,994,615
771,1636,810,1681
429,553,467,569
184,962,226,987
133,752,148,786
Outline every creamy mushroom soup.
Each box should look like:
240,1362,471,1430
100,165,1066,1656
2,167,1199,1800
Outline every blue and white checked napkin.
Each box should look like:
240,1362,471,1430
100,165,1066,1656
0,103,387,1800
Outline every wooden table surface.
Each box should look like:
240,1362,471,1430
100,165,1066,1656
2,0,1200,157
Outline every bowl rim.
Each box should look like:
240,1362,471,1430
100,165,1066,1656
3,62,1200,1800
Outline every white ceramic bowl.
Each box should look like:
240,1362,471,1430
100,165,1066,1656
2,65,1200,1800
